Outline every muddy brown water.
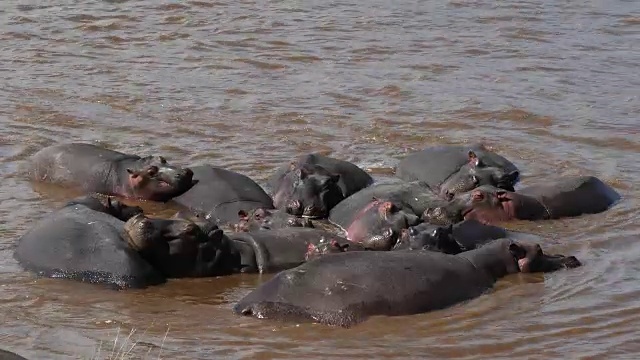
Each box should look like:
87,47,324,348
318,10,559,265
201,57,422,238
0,0,639,359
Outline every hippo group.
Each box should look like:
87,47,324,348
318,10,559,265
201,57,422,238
14,142,621,328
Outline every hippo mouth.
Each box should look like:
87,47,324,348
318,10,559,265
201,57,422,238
152,171,198,197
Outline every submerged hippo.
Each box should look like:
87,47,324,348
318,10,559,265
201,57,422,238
0,349,29,360
394,219,542,253
423,176,621,226
267,154,374,218
27,143,195,202
15,195,234,289
173,165,276,226
328,182,447,250
395,144,520,199
233,208,314,232
228,228,353,274
234,238,581,327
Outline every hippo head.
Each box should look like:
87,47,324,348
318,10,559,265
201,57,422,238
126,156,196,202
509,241,582,273
234,208,314,232
394,224,464,254
439,151,520,200
346,199,421,251
172,210,220,235
272,164,344,219
123,214,227,277
423,185,545,226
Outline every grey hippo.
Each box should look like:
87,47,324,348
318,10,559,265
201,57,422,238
15,195,236,289
395,144,520,199
234,238,581,327
27,143,195,202
0,349,29,360
423,175,621,226
328,182,447,250
267,153,374,218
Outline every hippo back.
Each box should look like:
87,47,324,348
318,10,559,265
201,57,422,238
233,250,493,327
329,182,443,228
14,205,164,289
396,144,519,189
174,165,274,225
518,176,621,219
229,228,350,274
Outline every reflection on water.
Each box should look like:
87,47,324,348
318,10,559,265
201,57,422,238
0,0,638,358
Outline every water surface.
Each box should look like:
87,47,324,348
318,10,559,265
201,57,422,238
1,0,639,358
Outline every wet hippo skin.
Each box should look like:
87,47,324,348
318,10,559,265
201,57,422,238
228,228,352,274
27,143,195,202
234,238,581,327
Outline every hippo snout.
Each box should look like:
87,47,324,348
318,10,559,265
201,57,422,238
560,255,582,269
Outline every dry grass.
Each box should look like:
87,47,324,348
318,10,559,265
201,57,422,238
92,325,170,360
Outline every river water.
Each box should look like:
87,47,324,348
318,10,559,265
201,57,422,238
0,0,639,359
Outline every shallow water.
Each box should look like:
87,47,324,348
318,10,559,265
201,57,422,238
0,0,639,358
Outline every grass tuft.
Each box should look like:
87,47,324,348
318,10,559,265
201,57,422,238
91,324,170,360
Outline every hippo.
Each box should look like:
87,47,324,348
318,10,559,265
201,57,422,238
328,182,448,249
227,228,353,274
233,208,314,232
15,195,234,289
122,213,239,279
173,165,275,226
27,143,195,202
267,154,374,218
234,238,581,327
393,219,542,253
395,144,520,199
423,176,621,226
0,349,29,360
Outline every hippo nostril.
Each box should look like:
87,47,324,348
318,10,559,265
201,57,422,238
444,191,454,201
286,200,302,215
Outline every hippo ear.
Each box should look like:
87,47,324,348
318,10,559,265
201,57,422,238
468,151,482,167
328,174,340,184
126,168,140,178
296,168,308,180
508,243,527,259
288,161,297,172
237,210,249,220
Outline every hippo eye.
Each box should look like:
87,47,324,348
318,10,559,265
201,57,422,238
409,227,418,236
159,156,167,164
471,175,479,184
147,165,159,176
